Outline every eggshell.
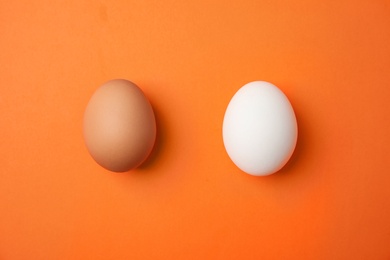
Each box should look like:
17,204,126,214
222,81,298,176
83,79,156,172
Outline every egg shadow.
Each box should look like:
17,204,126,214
136,99,166,172
261,91,310,180
273,108,304,175
132,82,168,175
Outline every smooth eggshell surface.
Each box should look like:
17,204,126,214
223,81,298,176
83,79,156,172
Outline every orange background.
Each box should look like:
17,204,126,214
1,0,390,259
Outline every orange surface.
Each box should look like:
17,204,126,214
1,0,390,259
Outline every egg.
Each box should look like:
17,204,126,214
83,79,156,172
222,81,298,176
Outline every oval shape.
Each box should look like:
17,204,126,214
83,79,156,172
222,81,298,176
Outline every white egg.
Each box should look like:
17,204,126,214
222,81,298,176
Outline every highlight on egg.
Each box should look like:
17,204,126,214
83,79,156,172
222,81,298,176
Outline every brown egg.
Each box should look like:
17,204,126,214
83,79,156,172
